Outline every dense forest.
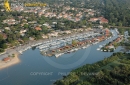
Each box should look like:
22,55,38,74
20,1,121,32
54,52,130,85
102,0,130,27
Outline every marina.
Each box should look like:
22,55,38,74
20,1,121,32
0,28,114,60
0,28,112,59
38,29,112,57
0,29,122,85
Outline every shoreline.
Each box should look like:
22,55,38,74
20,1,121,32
0,53,20,70
0,29,116,70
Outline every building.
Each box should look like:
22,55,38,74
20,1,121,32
88,17,108,24
42,34,48,39
35,27,42,31
88,18,99,22
3,57,11,62
5,27,10,30
47,31,59,37
3,18,17,25
20,29,27,34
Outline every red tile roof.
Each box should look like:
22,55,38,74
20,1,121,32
35,27,42,31
3,57,10,61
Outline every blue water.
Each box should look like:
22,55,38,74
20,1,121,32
0,30,121,85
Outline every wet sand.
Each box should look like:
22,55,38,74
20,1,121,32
0,53,20,70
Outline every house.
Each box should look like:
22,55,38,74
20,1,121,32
3,18,16,25
107,46,115,49
52,22,57,24
72,29,77,32
3,57,11,62
43,23,51,28
18,16,23,19
1,9,4,12
88,12,94,16
28,21,37,24
88,17,108,24
88,18,99,22
5,27,10,30
64,30,71,34
20,29,27,34
29,37,35,40
100,18,108,24
98,25,103,29
20,29,27,36
57,14,62,18
77,28,84,32
42,34,48,39
35,27,42,31
47,31,59,37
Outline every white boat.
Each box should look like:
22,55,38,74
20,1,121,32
28,46,31,49
70,49,75,52
93,42,99,45
87,44,90,47
74,48,78,51
97,48,100,50
82,46,88,49
99,45,103,48
19,51,23,54
104,50,107,52
55,53,64,58
40,49,43,52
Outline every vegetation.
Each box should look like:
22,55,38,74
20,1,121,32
61,0,130,27
117,27,130,35
0,34,7,53
54,52,130,85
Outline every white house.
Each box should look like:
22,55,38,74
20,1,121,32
5,27,10,30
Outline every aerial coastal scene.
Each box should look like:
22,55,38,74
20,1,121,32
0,0,130,85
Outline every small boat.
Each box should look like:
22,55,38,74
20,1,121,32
74,48,78,51
97,48,100,50
19,51,23,54
67,51,71,53
99,45,103,48
55,53,64,58
82,46,88,49
104,50,107,52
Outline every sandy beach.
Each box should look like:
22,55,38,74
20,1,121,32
0,53,20,70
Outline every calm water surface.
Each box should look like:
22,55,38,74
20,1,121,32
0,30,121,85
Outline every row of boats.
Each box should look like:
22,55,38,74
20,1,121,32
18,42,44,54
37,31,100,53
55,45,90,58
18,46,31,54
96,30,116,51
